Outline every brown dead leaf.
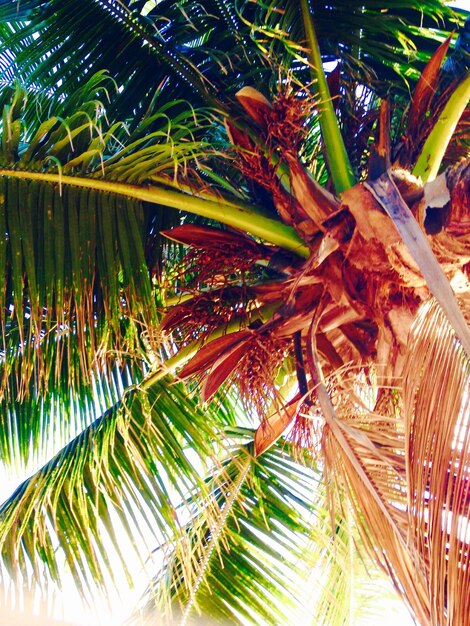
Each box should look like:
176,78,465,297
224,118,254,151
160,305,193,333
236,86,273,129
201,340,252,402
161,224,255,248
407,34,452,133
254,399,300,456
178,330,252,380
285,153,339,227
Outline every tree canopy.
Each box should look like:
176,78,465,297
0,1,468,625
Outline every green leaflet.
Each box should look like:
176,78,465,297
413,71,470,182
132,441,322,626
0,377,232,596
0,178,158,464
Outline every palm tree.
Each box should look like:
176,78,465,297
0,1,468,624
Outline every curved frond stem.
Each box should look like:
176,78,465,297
0,169,309,257
179,454,251,626
300,0,355,193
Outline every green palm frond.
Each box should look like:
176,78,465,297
0,74,311,468
0,0,462,121
413,70,470,182
0,172,155,460
131,433,413,626
0,0,262,115
0,375,235,597
130,437,321,626
0,77,232,463
0,359,135,470
238,0,459,88
0,1,34,21
301,503,412,626
0,0,219,114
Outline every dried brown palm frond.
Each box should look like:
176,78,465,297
403,299,470,625
301,348,423,621
303,296,470,626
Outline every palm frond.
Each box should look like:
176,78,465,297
131,427,421,626
0,375,233,598
413,70,470,182
130,438,322,626
301,501,411,626
0,171,156,461
306,294,470,626
403,299,470,626
0,0,463,121
311,364,430,624
238,0,460,91
0,1,34,21
0,0,220,115
0,361,134,471
0,78,233,463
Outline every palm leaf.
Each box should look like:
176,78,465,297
0,0,462,120
0,0,218,114
0,360,134,470
131,430,420,626
0,171,156,462
0,375,235,598
301,501,413,626
0,0,263,116
0,78,246,463
238,0,459,89
306,295,470,626
130,438,323,626
308,356,430,623
0,74,311,466
403,299,470,625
